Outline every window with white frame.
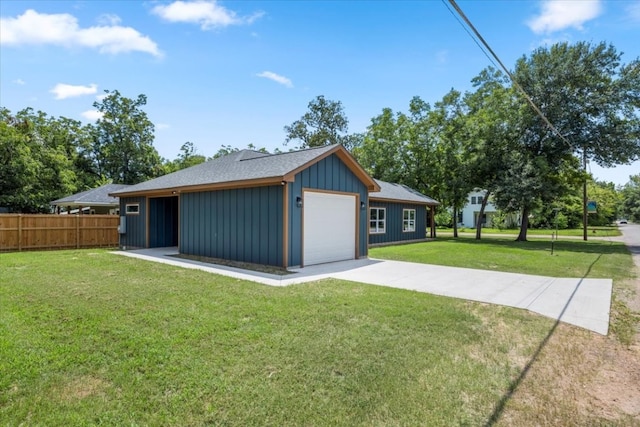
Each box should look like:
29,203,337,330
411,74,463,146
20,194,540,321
403,209,416,232
477,195,484,204
370,207,386,234
125,203,140,215
471,196,477,204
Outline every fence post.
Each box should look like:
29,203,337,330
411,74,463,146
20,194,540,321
18,214,23,251
76,215,80,249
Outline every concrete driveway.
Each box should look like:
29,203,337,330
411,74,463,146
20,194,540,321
115,248,612,335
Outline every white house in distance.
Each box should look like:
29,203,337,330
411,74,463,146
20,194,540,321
459,189,496,228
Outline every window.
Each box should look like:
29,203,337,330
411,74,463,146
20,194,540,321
477,195,484,204
403,209,416,232
125,203,139,215
458,211,463,224
370,207,386,234
471,196,477,204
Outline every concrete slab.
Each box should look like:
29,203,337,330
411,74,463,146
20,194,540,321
113,248,612,335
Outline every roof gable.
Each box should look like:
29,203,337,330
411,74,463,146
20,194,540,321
111,145,379,197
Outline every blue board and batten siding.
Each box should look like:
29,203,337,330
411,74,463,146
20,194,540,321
287,153,369,267
119,196,146,249
179,186,284,266
369,202,426,245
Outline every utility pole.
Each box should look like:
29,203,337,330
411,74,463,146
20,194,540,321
582,147,588,241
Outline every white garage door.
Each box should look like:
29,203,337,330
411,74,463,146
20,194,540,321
303,191,356,266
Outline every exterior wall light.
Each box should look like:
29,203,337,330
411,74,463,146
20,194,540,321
360,201,366,210
296,196,302,208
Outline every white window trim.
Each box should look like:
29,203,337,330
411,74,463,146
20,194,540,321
370,207,386,234
403,208,416,232
125,203,140,215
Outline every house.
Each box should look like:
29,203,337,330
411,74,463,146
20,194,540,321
369,180,439,246
458,189,496,228
52,183,130,215
111,144,439,268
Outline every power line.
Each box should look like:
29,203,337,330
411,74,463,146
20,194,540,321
445,0,572,149
441,1,499,71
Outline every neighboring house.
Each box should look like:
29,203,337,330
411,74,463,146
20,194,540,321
111,144,440,268
369,180,439,246
52,183,130,215
459,189,496,228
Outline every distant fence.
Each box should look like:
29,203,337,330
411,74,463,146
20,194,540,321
0,214,119,252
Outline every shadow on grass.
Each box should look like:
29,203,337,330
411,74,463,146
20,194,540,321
483,252,604,426
435,236,628,255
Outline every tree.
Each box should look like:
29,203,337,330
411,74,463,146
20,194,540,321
429,89,474,238
92,90,163,184
284,95,352,149
463,67,519,239
163,142,207,173
352,107,409,184
0,108,93,212
512,42,640,240
620,174,640,222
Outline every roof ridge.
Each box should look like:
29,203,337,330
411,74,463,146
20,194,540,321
237,143,338,162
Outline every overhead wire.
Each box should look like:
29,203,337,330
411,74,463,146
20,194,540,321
444,0,573,149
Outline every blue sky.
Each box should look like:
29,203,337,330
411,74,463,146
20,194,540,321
1,0,639,185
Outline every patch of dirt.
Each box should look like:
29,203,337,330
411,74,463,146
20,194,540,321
58,375,108,401
498,325,640,425
587,340,640,419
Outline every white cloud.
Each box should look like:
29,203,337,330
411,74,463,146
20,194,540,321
527,0,602,34
81,110,103,121
435,50,448,64
97,13,122,26
156,123,170,130
13,78,26,85
152,0,264,30
256,71,293,88
95,93,108,101
0,9,162,57
51,83,98,99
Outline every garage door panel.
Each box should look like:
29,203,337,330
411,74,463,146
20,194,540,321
303,192,356,266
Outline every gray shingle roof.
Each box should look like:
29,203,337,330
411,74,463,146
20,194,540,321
371,179,439,205
52,184,130,206
111,144,346,195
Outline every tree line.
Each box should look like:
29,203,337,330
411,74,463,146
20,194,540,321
2,41,639,240
284,41,640,240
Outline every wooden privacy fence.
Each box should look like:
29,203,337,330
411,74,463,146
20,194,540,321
0,214,119,252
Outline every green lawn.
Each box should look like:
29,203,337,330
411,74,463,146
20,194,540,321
1,250,554,426
1,241,636,426
370,237,633,280
438,226,621,237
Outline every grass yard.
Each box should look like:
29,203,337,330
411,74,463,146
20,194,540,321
0,249,570,426
1,240,638,425
370,236,632,280
438,226,621,237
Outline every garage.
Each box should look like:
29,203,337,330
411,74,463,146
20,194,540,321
303,191,357,266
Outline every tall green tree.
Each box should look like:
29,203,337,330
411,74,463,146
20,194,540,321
0,108,92,212
620,174,640,222
284,95,352,149
92,90,163,184
430,89,473,238
353,107,409,184
463,67,519,239
506,41,640,240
